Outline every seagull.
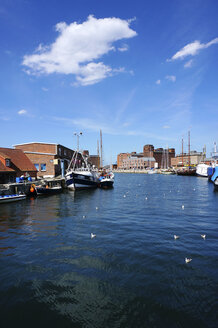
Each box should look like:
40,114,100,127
174,235,179,240
82,215,86,219
91,233,96,239
123,195,126,198
201,234,206,240
185,258,192,263
145,197,148,200
182,205,185,210
96,207,98,210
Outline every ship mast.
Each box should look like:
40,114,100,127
188,131,190,167
182,137,184,167
100,129,103,168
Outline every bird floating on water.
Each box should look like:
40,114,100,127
123,195,126,198
201,234,206,239
185,258,192,263
91,233,96,239
96,207,98,210
174,235,179,240
145,197,148,200
182,205,185,209
82,215,86,219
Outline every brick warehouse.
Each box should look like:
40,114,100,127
14,142,74,178
117,145,175,169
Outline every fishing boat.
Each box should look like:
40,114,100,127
65,150,99,190
98,172,114,188
0,194,26,204
35,185,62,196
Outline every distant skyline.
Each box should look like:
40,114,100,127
0,0,218,164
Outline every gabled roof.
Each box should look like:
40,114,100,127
0,148,37,172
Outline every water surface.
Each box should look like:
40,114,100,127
0,174,217,327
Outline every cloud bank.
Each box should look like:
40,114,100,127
170,37,218,61
22,15,137,86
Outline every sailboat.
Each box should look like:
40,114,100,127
177,131,196,176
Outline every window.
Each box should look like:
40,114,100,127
5,159,10,167
40,163,46,171
64,149,67,156
34,163,39,171
58,148,62,155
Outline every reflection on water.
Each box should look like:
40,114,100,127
0,174,217,328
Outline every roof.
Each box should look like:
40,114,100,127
13,142,58,146
0,160,15,173
0,148,37,172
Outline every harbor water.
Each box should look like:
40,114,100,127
0,173,217,328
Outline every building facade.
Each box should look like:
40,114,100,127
171,151,204,167
14,143,74,178
117,145,175,169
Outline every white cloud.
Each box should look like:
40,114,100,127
118,44,128,52
165,75,176,82
42,87,49,91
18,109,27,115
52,116,173,141
22,15,137,86
169,37,218,61
162,125,170,129
156,79,161,85
184,59,193,68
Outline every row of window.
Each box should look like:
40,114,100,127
34,163,46,171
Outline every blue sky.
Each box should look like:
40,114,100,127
0,0,218,164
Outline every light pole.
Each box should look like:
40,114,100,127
74,132,82,151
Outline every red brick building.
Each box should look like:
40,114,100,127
0,148,37,184
14,142,74,178
117,145,175,169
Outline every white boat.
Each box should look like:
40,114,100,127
196,163,210,177
0,194,26,204
98,172,114,188
65,150,99,190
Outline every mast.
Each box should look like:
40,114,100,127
182,137,184,166
100,129,103,168
188,130,190,167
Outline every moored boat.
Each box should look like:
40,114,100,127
98,172,114,188
65,150,99,190
211,167,218,191
196,163,210,177
0,194,26,204
177,167,196,176
35,185,62,196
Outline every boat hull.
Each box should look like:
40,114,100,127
99,179,114,188
65,171,98,190
196,164,209,177
0,194,26,204
35,187,62,195
177,169,196,176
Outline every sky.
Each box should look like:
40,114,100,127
0,0,218,164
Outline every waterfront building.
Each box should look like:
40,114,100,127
121,156,156,170
117,145,175,169
0,147,37,184
171,151,204,167
14,142,74,178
